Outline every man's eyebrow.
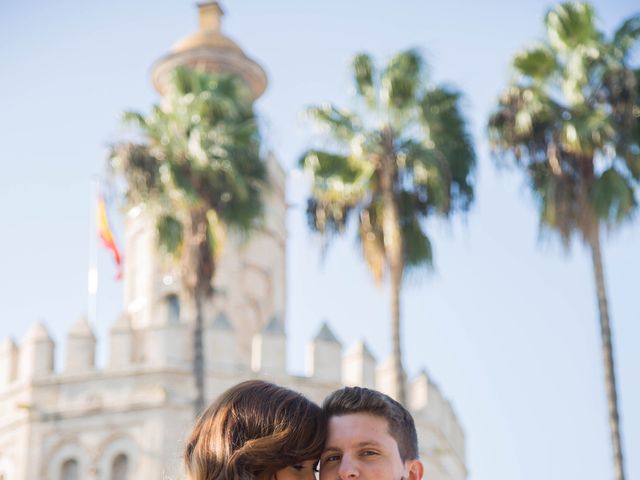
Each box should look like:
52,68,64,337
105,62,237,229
355,441,384,448
323,441,384,453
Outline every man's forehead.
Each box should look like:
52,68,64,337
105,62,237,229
325,412,394,448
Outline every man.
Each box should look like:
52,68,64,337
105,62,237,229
319,386,424,480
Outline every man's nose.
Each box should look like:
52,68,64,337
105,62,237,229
337,456,359,479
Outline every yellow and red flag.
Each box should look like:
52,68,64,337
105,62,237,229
97,193,123,279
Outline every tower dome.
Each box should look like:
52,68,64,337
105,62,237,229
151,2,267,100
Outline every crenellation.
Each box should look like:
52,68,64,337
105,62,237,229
374,355,408,400
409,369,430,411
342,340,376,388
306,321,342,382
64,316,96,374
109,314,134,370
143,321,188,369
19,321,55,381
205,312,240,371
251,315,286,375
0,338,18,385
409,370,467,460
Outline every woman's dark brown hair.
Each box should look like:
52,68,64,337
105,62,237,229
184,380,326,480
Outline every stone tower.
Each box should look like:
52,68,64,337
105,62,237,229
123,1,286,365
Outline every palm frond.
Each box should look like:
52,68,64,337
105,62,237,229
305,197,354,235
592,167,637,223
205,209,227,259
306,105,361,143
169,66,195,97
381,49,424,114
396,190,433,269
402,221,433,271
299,149,359,182
613,15,640,59
303,49,474,283
352,53,376,107
513,45,558,82
419,87,476,211
157,214,183,257
529,163,581,245
622,151,640,181
545,2,598,52
215,175,265,233
358,204,386,283
110,143,162,204
400,141,449,213
122,111,148,130
114,65,266,250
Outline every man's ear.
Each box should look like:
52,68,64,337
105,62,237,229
406,459,424,480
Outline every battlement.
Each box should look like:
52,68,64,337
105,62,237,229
0,317,465,462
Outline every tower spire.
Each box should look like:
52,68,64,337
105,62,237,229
151,0,267,99
198,2,224,33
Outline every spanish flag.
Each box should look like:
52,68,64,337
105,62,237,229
97,193,123,279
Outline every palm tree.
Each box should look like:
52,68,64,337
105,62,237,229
110,66,266,417
489,4,639,479
300,50,476,404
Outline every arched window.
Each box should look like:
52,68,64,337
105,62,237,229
61,459,79,480
166,294,180,324
110,453,129,480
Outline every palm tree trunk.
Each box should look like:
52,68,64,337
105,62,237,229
389,249,405,406
383,212,406,406
183,208,213,418
380,131,406,405
186,286,206,417
588,222,626,480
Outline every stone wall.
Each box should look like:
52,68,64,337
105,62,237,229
0,318,466,480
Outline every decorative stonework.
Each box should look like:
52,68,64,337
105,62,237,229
151,2,267,99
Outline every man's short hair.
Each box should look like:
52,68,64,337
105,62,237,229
322,386,419,461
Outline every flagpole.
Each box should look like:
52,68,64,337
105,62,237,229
88,175,99,326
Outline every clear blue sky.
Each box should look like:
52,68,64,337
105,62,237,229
1,1,638,479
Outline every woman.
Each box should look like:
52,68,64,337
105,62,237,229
184,380,326,480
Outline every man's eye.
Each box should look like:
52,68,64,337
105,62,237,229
361,450,378,457
323,454,341,463
292,464,305,471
